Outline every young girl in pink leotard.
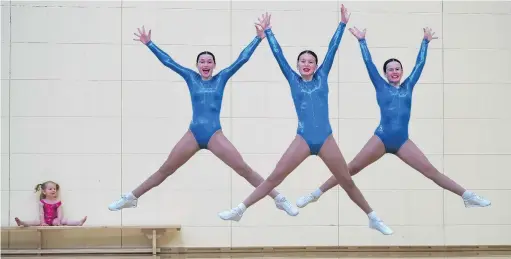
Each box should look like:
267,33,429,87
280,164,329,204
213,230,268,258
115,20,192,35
14,181,87,227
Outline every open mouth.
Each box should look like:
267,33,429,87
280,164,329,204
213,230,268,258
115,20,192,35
391,75,399,80
303,68,311,73
202,69,211,74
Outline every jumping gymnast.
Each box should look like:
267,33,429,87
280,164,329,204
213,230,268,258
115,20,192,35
108,25,298,216
295,27,491,209
218,7,393,235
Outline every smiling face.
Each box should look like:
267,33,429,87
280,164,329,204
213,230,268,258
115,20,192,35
196,52,216,79
383,59,403,85
296,50,318,79
42,182,58,199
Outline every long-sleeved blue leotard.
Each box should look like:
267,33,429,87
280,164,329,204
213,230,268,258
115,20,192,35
265,22,346,155
146,36,262,149
358,38,429,153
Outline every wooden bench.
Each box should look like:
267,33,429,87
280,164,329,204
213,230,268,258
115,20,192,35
1,225,181,256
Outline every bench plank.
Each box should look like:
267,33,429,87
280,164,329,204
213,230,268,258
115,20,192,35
1,225,181,231
1,248,157,254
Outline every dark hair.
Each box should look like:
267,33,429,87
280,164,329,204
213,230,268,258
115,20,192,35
35,181,60,200
196,51,216,64
297,50,318,64
383,58,402,72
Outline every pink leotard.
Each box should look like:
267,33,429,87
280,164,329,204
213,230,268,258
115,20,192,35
40,200,61,225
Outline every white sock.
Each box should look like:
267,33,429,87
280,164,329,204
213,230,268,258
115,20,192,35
125,192,136,200
367,211,378,220
274,194,285,201
312,188,323,198
462,190,473,199
237,203,247,213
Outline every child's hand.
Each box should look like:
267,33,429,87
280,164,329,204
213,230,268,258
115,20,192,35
40,222,48,226
53,219,62,226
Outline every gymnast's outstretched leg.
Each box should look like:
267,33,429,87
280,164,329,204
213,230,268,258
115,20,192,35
207,131,298,216
108,131,200,211
218,135,310,221
297,135,386,208
15,217,43,227
318,135,393,235
396,139,491,208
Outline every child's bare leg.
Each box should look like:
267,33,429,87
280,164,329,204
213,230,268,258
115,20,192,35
60,216,87,226
15,217,42,227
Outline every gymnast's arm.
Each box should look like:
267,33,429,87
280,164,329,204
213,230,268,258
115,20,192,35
358,39,386,88
146,41,195,80
402,39,429,88
219,36,262,80
318,22,347,75
265,28,297,81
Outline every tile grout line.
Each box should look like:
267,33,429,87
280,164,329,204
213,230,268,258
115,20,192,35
441,0,446,246
229,0,233,248
8,0,12,232
337,0,340,246
120,0,124,248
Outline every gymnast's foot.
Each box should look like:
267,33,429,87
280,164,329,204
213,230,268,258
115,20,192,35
108,192,138,211
218,204,246,222
296,189,323,208
368,212,393,235
274,194,299,216
462,191,491,208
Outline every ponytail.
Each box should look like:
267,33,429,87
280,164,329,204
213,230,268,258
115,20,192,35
34,181,59,200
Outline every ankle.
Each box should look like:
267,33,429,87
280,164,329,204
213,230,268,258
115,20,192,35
462,190,473,199
312,188,323,198
367,211,379,220
237,203,247,212
125,192,137,200
274,194,285,201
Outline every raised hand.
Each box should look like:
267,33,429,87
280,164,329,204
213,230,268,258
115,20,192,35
255,18,266,39
349,27,366,40
423,27,438,42
340,4,351,24
133,26,151,45
255,12,271,33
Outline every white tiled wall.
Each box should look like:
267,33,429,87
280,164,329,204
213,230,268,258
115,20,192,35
1,0,510,247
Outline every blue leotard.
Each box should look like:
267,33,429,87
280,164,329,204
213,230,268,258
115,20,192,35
265,22,346,155
358,38,429,153
146,36,262,149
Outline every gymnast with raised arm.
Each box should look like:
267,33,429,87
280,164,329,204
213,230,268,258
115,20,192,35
218,7,393,235
296,26,491,210
108,24,298,217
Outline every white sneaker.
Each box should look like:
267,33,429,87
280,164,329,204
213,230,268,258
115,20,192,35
463,192,491,208
108,194,138,211
218,207,244,222
369,218,393,235
296,194,318,208
275,196,299,216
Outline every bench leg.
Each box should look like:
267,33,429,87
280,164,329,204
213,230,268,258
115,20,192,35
38,230,43,256
152,230,156,255
141,229,165,256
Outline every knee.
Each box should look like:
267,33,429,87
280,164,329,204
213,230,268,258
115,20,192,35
159,161,178,176
422,167,440,180
415,161,439,180
266,173,285,187
348,164,362,176
232,161,252,178
157,168,173,179
337,176,356,190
